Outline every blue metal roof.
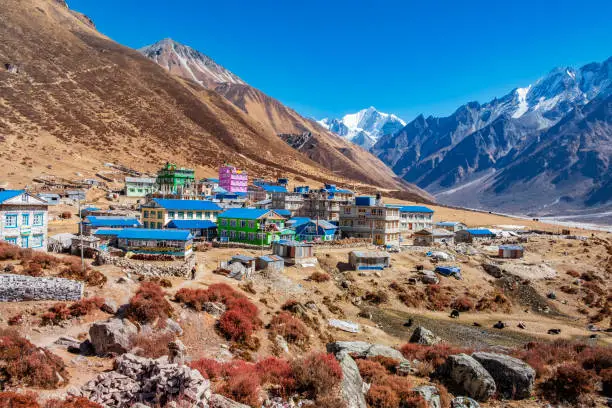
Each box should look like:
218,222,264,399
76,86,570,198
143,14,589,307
218,208,282,220
399,205,434,213
499,245,523,250
153,199,221,211
93,229,122,236
0,190,24,204
436,221,462,226
167,220,216,229
276,239,312,247
287,217,311,227
85,216,141,227
117,228,192,241
232,255,255,262
465,229,495,236
212,186,227,193
262,185,288,193
205,178,219,183
272,209,291,217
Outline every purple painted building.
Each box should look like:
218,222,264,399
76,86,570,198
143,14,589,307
219,165,248,193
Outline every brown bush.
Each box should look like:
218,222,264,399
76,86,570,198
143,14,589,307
220,373,261,407
8,313,23,326
126,282,172,325
566,269,580,278
356,359,388,383
309,271,331,282
366,384,399,408
43,397,102,408
0,391,40,408
540,364,594,403
512,341,584,378
560,285,579,294
369,356,400,374
601,368,612,397
476,290,512,313
0,329,68,388
450,296,475,312
269,312,309,346
129,331,176,358
364,290,389,305
60,211,72,219
292,353,343,398
400,343,473,369
41,297,104,326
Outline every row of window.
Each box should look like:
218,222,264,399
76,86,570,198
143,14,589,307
3,213,45,228
220,230,266,241
143,221,164,229
3,234,44,248
143,210,216,220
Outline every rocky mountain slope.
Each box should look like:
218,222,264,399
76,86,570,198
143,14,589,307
139,38,430,197
372,57,612,217
0,0,429,201
319,107,406,149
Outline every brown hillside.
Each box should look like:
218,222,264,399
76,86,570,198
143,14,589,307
0,0,429,201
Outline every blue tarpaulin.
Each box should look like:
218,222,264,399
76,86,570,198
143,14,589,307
435,266,462,279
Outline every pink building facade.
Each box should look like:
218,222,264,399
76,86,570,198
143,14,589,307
219,165,248,193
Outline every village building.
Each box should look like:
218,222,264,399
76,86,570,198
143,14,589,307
124,177,157,197
287,217,338,242
256,255,284,273
435,221,467,232
82,216,141,235
219,165,248,193
253,199,272,209
70,235,100,257
140,198,222,229
198,178,219,196
217,209,294,245
38,193,61,205
339,196,400,246
349,250,390,270
455,228,496,243
413,228,455,246
116,229,193,258
498,245,524,259
270,190,305,217
392,205,434,233
248,184,288,203
92,229,122,248
296,185,355,221
166,219,217,241
156,163,196,196
272,240,316,265
66,190,86,201
0,190,49,251
211,191,248,209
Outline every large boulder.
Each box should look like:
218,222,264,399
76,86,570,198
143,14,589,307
335,351,367,408
482,264,503,279
435,354,496,402
409,326,441,346
412,385,441,408
89,318,137,355
327,341,406,362
471,352,535,399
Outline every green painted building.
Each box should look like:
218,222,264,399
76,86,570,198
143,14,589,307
156,163,196,195
217,208,295,245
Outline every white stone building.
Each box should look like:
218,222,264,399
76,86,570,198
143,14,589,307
0,190,49,251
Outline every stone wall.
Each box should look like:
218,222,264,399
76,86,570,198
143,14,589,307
0,274,83,302
96,252,196,278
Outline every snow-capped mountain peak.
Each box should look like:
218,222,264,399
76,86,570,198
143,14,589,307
319,107,406,149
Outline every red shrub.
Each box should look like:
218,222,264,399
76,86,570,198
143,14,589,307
540,364,594,403
579,346,612,373
8,313,23,326
0,329,68,388
380,375,415,403
366,384,400,408
400,343,472,369
269,312,309,346
126,282,172,325
566,269,580,277
256,357,296,396
175,288,210,311
40,303,72,326
190,358,225,380
281,299,300,311
220,373,261,407
23,261,43,276
206,283,245,304
218,309,257,341
450,296,474,312
309,271,331,282
512,341,583,378
476,290,512,313
129,331,175,358
292,353,343,397
0,242,21,260
356,359,388,383
0,392,40,408
227,297,260,320
43,397,102,408
370,356,400,374
69,297,104,317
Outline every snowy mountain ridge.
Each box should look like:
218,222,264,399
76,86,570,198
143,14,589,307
318,107,406,149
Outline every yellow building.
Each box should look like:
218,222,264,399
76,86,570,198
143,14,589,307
140,198,222,229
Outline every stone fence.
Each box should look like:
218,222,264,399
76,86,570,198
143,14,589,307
96,252,196,278
0,274,84,302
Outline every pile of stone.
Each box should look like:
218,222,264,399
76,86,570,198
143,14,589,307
96,252,195,278
74,351,211,407
0,274,83,302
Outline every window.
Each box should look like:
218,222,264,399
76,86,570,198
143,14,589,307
144,210,149,218
230,231,236,238
240,220,247,228
33,213,44,226
248,232,255,241
21,214,30,226
248,221,255,228
144,221,149,228
220,219,227,226
32,235,43,248
157,222,162,229
187,212,193,219
157,212,163,219
178,212,185,219
168,211,175,218
230,220,237,227
239,231,246,240
5,237,17,245
196,212,202,219
220,230,228,237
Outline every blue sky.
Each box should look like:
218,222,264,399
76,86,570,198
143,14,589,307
69,0,612,121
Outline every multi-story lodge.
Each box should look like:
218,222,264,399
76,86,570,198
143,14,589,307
125,177,157,197
296,185,354,221
0,190,49,251
339,195,400,246
140,198,222,229
219,165,248,193
388,205,435,235
271,190,305,217
217,209,294,245
156,163,196,196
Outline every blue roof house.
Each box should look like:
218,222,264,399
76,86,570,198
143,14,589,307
455,228,496,243
288,217,338,242
82,216,141,235
116,228,194,258
167,219,217,240
141,198,222,229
